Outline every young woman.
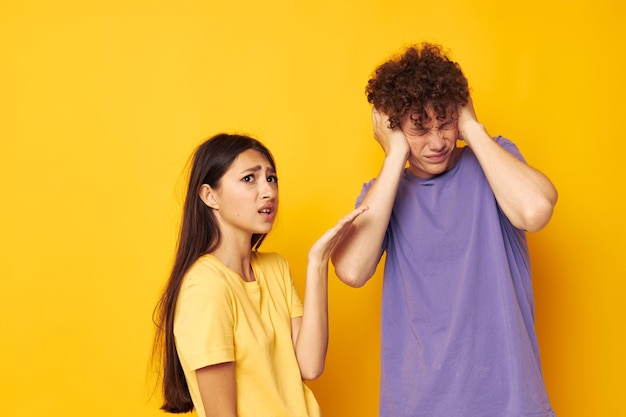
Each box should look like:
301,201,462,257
153,133,367,417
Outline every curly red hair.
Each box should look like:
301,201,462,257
366,43,469,129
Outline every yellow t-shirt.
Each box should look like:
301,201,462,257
174,251,321,417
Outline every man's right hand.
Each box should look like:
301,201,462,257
371,108,410,160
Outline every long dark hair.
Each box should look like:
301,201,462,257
152,133,276,413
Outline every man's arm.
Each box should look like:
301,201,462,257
332,109,409,287
458,97,558,232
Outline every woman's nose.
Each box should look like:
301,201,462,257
260,180,276,198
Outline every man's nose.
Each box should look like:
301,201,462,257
428,129,445,150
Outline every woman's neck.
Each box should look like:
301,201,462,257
211,241,255,282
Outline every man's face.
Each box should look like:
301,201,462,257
400,105,460,178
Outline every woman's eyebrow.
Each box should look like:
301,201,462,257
239,165,262,174
239,165,275,175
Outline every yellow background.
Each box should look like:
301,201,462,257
1,1,624,416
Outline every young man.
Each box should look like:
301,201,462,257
332,43,558,417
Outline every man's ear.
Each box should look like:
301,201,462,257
199,184,219,209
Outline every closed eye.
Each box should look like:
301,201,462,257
411,127,429,136
440,120,456,130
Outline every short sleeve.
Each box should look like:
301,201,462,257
495,136,526,163
356,179,388,253
273,254,303,319
356,179,375,208
173,266,235,371
289,275,304,319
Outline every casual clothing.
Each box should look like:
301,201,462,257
174,251,321,417
357,137,555,417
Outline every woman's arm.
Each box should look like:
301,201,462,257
196,362,237,417
291,206,368,380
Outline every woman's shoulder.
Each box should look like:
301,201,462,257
189,253,223,272
252,251,294,292
252,251,289,268
182,254,232,286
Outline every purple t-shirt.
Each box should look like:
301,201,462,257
357,137,555,417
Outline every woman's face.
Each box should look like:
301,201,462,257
209,149,278,239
